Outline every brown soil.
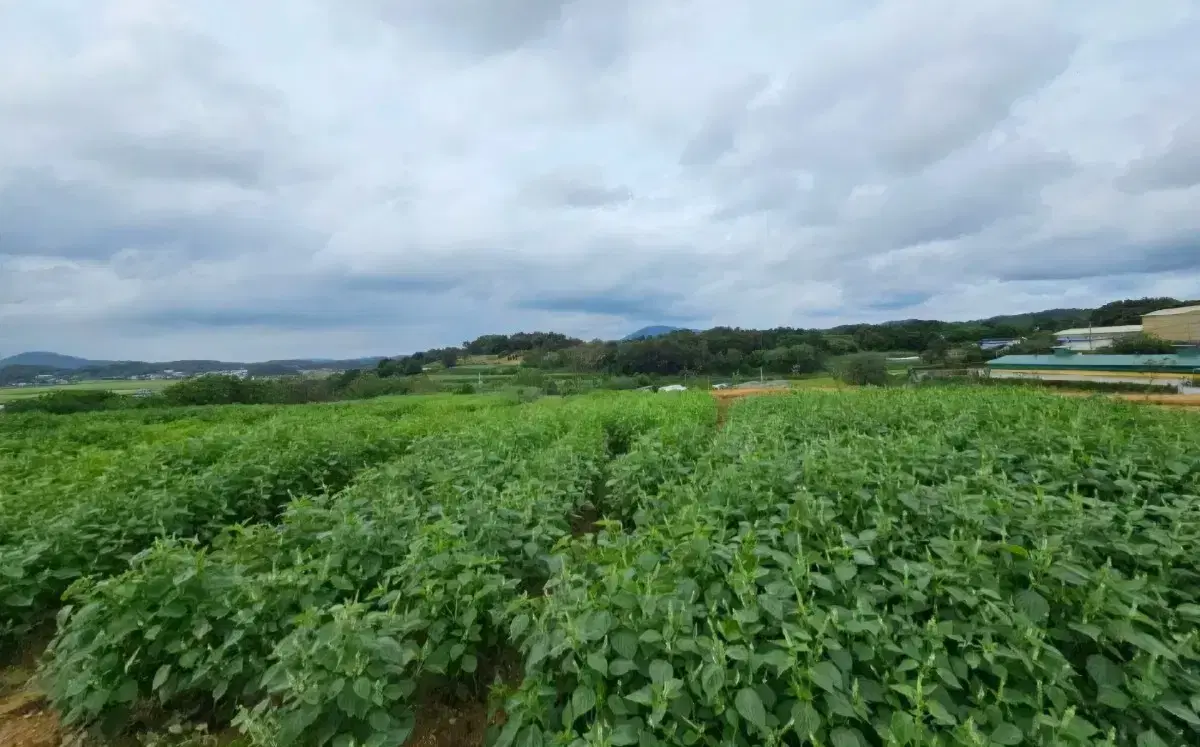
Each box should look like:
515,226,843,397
711,387,804,400
570,503,601,538
408,654,520,747
407,698,491,747
0,690,60,747
0,629,64,747
1053,391,1200,408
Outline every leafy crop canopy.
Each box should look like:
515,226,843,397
2,389,1197,746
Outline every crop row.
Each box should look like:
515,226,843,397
39,393,708,744
500,391,1200,746
0,396,521,650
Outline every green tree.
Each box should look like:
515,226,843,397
921,337,950,365
835,353,889,386
1108,333,1177,355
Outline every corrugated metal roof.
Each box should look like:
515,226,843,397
988,353,1200,372
1144,304,1200,317
1054,325,1142,336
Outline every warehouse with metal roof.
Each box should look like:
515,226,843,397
1052,325,1142,351
1143,304,1200,342
986,346,1200,389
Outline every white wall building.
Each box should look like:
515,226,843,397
1054,325,1142,351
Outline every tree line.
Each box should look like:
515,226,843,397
370,296,1197,378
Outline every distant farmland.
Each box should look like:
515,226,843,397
0,379,173,402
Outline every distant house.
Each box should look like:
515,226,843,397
658,384,688,392
1053,325,1142,351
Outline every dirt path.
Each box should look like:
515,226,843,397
0,644,59,747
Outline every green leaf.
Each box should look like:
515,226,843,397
115,678,138,703
830,727,862,747
515,725,545,747
369,709,392,731
834,562,857,582
852,549,874,566
462,654,478,673
572,686,597,718
510,614,530,638
152,664,172,691
586,652,608,675
611,630,639,660
1162,701,1200,726
926,700,955,726
809,660,842,693
1177,604,1200,620
1120,627,1178,660
1064,716,1098,741
611,722,640,746
353,677,372,700
701,664,725,698
649,659,673,684
610,659,637,676
494,712,524,747
581,610,612,641
1086,655,1122,689
759,648,793,674
1138,730,1169,747
1098,687,1130,709
1015,589,1049,623
791,701,820,737
734,688,767,732
989,723,1021,746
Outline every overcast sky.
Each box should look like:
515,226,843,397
2,0,1199,361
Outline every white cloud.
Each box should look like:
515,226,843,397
1,0,1198,360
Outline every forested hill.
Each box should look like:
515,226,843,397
5,296,1196,384
439,296,1197,377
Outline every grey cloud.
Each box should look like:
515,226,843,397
366,0,572,57
1120,117,1200,191
3,1,1199,360
725,1,1077,181
678,75,770,167
993,234,1200,283
840,142,1077,254
0,169,300,261
517,291,690,322
556,182,633,209
79,135,270,188
522,170,635,208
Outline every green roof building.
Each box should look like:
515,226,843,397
987,347,1200,375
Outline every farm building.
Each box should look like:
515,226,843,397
1142,304,1200,342
979,338,1019,351
986,347,1200,388
1053,325,1142,351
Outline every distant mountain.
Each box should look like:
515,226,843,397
0,351,100,369
623,325,688,341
